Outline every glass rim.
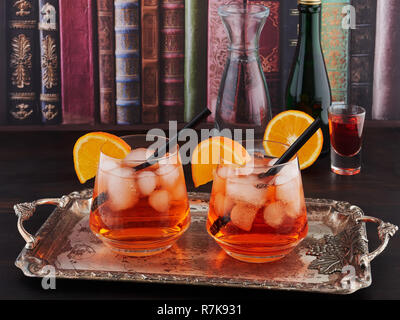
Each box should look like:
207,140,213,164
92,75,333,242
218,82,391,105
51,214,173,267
328,104,366,117
100,134,179,164
218,4,270,17
217,139,299,172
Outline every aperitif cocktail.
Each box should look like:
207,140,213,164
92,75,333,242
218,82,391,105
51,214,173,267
89,135,190,256
206,141,308,263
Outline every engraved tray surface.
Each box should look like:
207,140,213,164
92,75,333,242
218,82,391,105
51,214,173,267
14,190,398,295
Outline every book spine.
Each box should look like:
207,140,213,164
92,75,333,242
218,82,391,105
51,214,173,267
349,0,376,118
280,0,299,112
38,0,62,124
184,0,207,122
59,0,96,124
0,0,7,124
207,0,243,122
372,0,400,120
141,0,160,124
248,0,281,115
115,0,141,125
97,0,116,124
7,0,40,125
321,0,350,103
160,0,185,123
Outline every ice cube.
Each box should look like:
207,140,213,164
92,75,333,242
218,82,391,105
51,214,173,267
157,164,180,190
263,201,286,228
217,166,233,179
212,174,226,195
136,171,158,197
226,176,268,207
230,203,259,232
213,193,234,217
159,152,181,166
101,157,119,172
124,148,154,164
169,183,187,202
106,168,139,211
274,160,299,185
275,176,304,218
149,190,170,213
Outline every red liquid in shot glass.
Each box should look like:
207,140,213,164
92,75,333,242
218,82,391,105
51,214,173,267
329,114,364,157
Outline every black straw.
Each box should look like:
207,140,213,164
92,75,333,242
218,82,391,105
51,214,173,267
134,108,212,171
258,117,322,179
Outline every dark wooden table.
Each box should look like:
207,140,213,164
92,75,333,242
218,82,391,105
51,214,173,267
0,123,399,300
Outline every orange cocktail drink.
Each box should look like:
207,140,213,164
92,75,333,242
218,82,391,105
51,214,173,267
207,140,308,263
89,135,190,256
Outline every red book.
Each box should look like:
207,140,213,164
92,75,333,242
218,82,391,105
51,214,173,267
141,0,160,124
249,0,281,115
160,0,185,123
59,0,96,124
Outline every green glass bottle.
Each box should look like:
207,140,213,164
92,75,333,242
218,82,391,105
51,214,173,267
285,0,332,155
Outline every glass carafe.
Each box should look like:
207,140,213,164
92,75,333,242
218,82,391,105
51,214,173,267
215,4,272,138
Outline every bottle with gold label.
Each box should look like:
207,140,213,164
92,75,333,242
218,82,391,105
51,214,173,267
285,0,332,155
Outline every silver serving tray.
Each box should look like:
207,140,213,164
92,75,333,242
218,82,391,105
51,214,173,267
13,190,397,294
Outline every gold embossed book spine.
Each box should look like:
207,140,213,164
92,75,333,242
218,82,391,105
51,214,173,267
6,0,40,124
141,0,160,124
38,0,62,124
0,0,7,124
160,0,185,122
97,0,116,124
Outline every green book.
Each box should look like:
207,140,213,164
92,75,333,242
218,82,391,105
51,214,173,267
184,0,208,122
321,0,350,103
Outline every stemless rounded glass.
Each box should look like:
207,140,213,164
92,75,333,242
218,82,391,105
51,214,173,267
89,135,190,256
206,140,308,263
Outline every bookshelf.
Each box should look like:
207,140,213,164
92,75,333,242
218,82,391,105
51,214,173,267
0,122,215,132
0,121,398,132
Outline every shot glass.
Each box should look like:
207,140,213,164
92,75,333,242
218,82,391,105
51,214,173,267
328,104,366,176
89,135,190,256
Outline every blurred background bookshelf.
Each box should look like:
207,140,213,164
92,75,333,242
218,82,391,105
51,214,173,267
1,0,399,133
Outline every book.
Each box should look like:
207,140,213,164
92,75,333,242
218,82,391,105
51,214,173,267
38,0,62,124
97,0,116,124
248,0,281,115
321,0,350,103
372,0,400,120
115,0,141,125
141,0,160,124
184,0,207,122
348,0,376,117
160,0,185,123
207,0,244,122
59,0,96,124
6,0,40,125
0,0,7,124
280,0,298,112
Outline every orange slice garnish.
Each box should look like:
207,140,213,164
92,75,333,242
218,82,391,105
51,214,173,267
263,110,323,170
73,132,131,183
191,136,251,187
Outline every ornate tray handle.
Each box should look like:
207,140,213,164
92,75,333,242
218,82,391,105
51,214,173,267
357,216,398,268
13,190,93,249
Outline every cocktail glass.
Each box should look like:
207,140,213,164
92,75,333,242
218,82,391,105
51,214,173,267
328,104,366,176
207,140,308,263
89,135,190,256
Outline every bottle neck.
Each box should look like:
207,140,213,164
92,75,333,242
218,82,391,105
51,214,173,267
298,4,322,47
